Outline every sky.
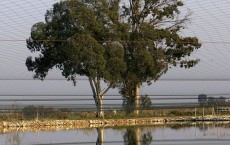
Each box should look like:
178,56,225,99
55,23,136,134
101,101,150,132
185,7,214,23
0,0,230,102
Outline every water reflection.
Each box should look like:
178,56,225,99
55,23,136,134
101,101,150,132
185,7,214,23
123,127,152,145
2,122,230,145
96,127,153,145
6,132,21,145
96,128,104,145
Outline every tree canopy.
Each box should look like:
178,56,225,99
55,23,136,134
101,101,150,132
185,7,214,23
26,0,201,116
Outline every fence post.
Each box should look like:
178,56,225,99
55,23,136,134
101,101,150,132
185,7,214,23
202,107,204,118
36,106,39,121
195,108,197,118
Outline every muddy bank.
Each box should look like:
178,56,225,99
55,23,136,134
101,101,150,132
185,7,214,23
1,115,230,133
0,117,164,133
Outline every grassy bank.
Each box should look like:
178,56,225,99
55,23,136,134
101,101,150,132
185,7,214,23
0,105,230,134
0,105,228,121
0,105,229,121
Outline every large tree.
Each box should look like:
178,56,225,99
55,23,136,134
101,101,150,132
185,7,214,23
26,0,126,117
119,0,201,115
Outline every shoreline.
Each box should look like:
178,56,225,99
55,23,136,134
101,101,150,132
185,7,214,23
1,115,230,133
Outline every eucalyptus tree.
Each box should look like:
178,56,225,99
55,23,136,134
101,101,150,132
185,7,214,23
26,0,126,117
119,0,201,115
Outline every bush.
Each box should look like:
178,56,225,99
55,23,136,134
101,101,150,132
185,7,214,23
22,105,38,119
22,105,56,119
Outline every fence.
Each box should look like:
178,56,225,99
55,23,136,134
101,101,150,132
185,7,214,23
0,97,229,121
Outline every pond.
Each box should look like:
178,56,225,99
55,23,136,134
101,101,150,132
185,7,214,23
1,123,230,145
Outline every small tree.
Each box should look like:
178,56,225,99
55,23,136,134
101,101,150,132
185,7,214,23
207,96,216,105
198,94,207,106
217,96,226,105
22,105,38,119
140,95,152,109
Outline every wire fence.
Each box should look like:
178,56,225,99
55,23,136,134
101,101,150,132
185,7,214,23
0,97,229,121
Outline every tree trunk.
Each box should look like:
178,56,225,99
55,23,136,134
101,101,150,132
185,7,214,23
89,78,106,118
134,84,140,116
96,128,104,145
123,82,140,115
97,95,104,118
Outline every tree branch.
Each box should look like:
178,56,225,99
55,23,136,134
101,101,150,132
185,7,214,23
101,83,113,96
89,77,96,93
97,76,101,94
92,77,98,96
89,77,96,96
89,77,98,104
167,11,191,31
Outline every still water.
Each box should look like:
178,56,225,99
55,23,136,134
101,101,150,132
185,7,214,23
1,123,230,145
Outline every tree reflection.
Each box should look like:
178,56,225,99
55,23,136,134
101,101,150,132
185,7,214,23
198,123,208,132
96,128,104,145
123,127,152,145
7,132,21,145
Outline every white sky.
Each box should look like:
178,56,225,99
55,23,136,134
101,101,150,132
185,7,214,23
0,0,230,99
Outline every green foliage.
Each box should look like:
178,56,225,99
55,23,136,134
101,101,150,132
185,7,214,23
218,96,226,105
122,95,152,114
207,96,227,105
119,0,201,85
169,110,193,116
198,94,228,106
26,0,126,83
120,0,201,114
22,105,55,119
122,96,135,114
207,96,216,105
26,0,127,117
198,94,208,105
26,0,201,117
140,95,152,109
22,105,38,119
52,111,71,120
